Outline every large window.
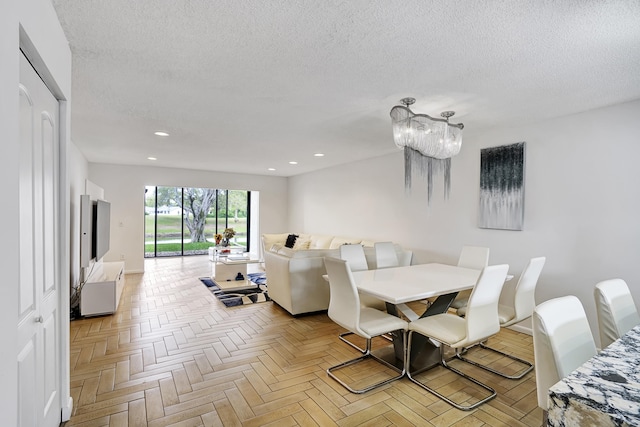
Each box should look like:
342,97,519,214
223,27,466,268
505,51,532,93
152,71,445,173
145,186,251,257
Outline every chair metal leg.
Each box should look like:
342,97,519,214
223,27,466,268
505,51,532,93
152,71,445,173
328,331,406,394
405,331,496,411
339,331,392,354
455,340,534,380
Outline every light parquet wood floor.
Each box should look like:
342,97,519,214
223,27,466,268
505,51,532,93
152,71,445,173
64,256,544,427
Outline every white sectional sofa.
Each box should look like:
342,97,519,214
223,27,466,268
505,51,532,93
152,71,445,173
262,233,413,315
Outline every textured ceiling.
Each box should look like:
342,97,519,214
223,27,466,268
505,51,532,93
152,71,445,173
52,0,640,177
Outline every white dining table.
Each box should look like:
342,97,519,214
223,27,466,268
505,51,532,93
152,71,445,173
352,262,482,304
350,263,482,370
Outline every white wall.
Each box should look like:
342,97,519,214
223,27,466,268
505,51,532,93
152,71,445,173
289,100,640,345
0,4,21,422
69,142,89,292
0,5,20,425
1,0,73,422
88,163,289,273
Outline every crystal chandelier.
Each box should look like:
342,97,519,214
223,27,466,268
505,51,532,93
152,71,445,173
390,98,464,203
390,97,464,159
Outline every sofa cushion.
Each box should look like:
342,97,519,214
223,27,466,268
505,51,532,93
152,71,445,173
309,234,334,249
360,239,376,247
329,236,362,249
290,248,336,259
263,233,289,251
275,246,335,259
285,234,298,248
275,246,295,257
293,237,311,250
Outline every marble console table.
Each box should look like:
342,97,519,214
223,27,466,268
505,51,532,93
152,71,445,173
548,324,640,426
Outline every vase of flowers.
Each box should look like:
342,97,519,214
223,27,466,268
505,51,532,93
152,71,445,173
214,233,222,245
221,228,235,246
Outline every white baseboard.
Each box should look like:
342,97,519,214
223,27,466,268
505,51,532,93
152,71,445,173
61,396,73,421
508,324,532,335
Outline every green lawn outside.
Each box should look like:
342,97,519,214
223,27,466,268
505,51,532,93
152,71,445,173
145,214,248,255
145,241,213,252
144,241,247,254
145,214,247,239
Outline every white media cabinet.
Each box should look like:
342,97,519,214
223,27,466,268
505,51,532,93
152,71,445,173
80,261,125,317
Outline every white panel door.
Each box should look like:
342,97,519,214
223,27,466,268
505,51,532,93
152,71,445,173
17,52,61,427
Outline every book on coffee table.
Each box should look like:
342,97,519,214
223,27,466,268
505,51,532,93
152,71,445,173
227,254,250,261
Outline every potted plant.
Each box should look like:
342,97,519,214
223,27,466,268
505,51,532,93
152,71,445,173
222,228,235,246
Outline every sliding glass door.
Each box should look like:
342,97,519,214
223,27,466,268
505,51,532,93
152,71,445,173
145,185,251,258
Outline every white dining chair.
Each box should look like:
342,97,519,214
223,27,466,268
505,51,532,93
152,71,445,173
449,246,490,310
374,242,399,269
406,264,509,410
338,244,387,353
339,244,369,272
532,296,597,413
324,257,408,393
457,256,546,379
594,279,640,349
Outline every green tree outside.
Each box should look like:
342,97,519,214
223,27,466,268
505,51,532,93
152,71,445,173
145,186,250,256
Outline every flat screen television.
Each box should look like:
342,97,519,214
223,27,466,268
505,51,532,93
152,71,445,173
93,199,111,262
80,194,111,268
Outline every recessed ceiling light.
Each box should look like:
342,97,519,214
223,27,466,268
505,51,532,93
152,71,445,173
147,157,157,160
314,153,325,157
268,168,276,171
154,131,169,137
289,161,298,165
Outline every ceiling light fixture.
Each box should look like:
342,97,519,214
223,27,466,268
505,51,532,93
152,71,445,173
268,168,276,171
390,97,464,203
314,153,325,157
390,97,463,159
147,157,157,160
289,161,298,165
154,131,169,137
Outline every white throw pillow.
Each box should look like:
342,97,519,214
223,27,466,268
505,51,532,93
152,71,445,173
293,237,311,250
262,233,288,251
329,237,362,249
309,235,334,249
360,239,376,247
